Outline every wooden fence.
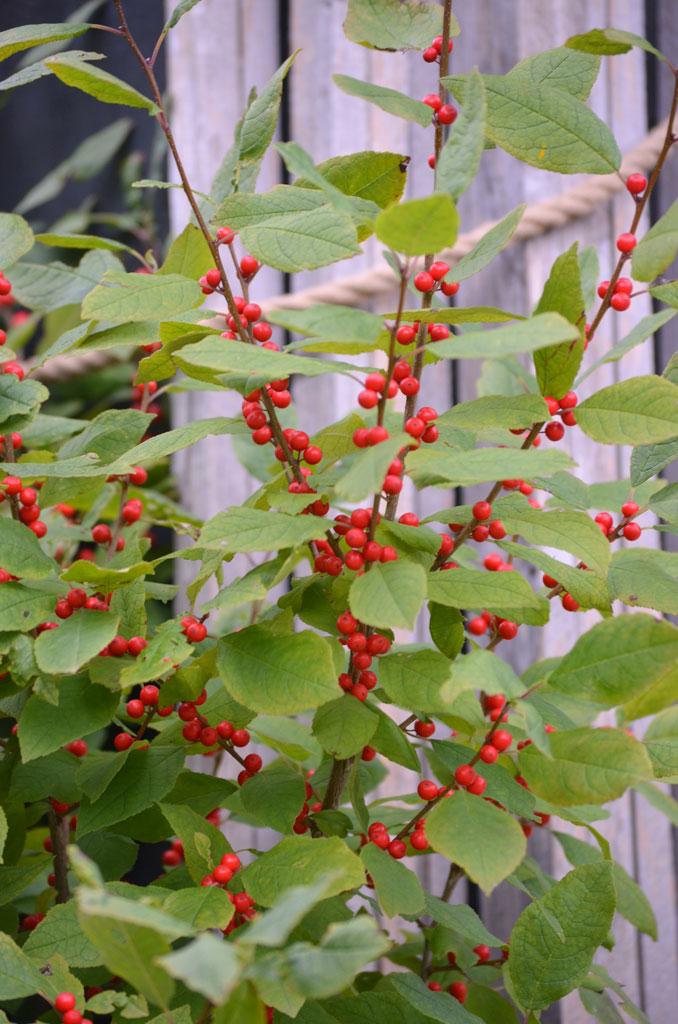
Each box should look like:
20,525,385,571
165,2,678,1021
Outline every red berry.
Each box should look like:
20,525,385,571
232,728,250,747
484,553,503,572
488,520,506,540
127,699,144,719
450,981,467,1003
186,621,207,643
454,764,475,787
240,255,260,277
67,588,87,609
429,260,449,280
422,46,438,62
127,636,147,656
437,104,457,124
611,292,630,310
561,593,580,612
414,271,434,293
388,839,407,859
615,277,633,294
491,729,512,752
472,500,492,521
140,684,159,705
468,616,488,636
479,744,498,764
545,421,565,442
410,830,428,850
303,445,322,465
594,511,613,534
597,280,611,299
91,523,111,545
616,232,637,253
498,620,518,640
468,774,487,796
422,92,442,111
417,779,438,802
623,522,641,541
399,376,420,397
109,635,129,657
55,598,73,619
396,325,416,346
415,720,435,738
358,389,379,409
621,500,639,518
558,391,578,410
626,173,647,194
55,993,77,1014
474,943,491,963
440,280,459,296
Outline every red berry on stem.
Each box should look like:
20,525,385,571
626,173,647,194
616,232,637,253
414,271,435,293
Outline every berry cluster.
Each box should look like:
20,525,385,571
542,390,578,443
292,773,323,834
597,275,635,312
0,474,47,536
336,607,392,699
595,500,642,541
53,992,92,1024
422,34,453,64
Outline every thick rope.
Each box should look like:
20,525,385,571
32,121,669,384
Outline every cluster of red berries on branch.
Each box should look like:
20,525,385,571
541,390,578,443
598,274,636,313
422,33,453,64
53,991,93,1024
292,773,323,834
0,473,47,536
365,818,427,860
336,606,392,700
177,696,259,784
595,500,643,541
412,260,458,296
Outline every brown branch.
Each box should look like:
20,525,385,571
48,809,71,904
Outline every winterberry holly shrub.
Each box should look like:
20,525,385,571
0,3,677,1023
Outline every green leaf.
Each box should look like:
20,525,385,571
349,560,427,631
333,74,431,126
77,889,176,1009
164,0,204,33
81,270,202,324
386,974,483,1024
445,206,525,284
426,790,526,893
608,548,678,615
375,194,459,256
509,46,601,99
371,706,421,771
379,648,456,714
632,198,678,281
240,877,337,948
163,887,234,931
631,437,678,487
313,697,379,759
0,518,54,579
444,72,620,174
77,747,185,836
344,0,450,51
174,332,356,383
333,432,409,503
158,933,242,1004
553,832,656,939
0,374,48,425
0,932,53,1000
643,707,678,780
160,803,230,883
19,677,118,762
218,626,339,715
269,305,383,355
215,186,361,272
159,223,214,279
236,52,298,191
60,560,153,591
425,894,503,947
432,312,579,360
577,309,676,386
650,280,678,307
575,376,678,444
436,69,486,200
309,150,409,214
6,249,119,313
0,213,34,269
360,843,425,917
23,902,101,968
240,761,307,833
0,808,5,865
281,917,390,1001
0,22,90,61
34,231,133,254
566,28,666,62
200,506,327,553
495,493,610,576
518,727,652,805
438,394,548,432
34,610,119,674
410,445,572,490
508,863,615,1010
0,582,55,632
533,244,585,397
499,540,609,612
45,56,158,111
104,416,244,474
241,836,364,907
118,620,192,688
635,781,678,827
428,567,548,625
0,856,51,909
